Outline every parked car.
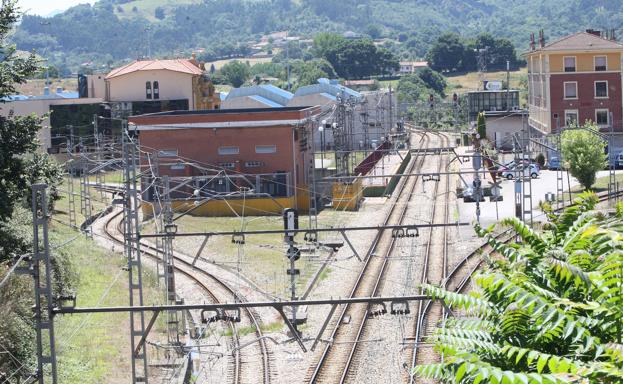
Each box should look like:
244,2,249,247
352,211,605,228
496,159,531,176
501,164,540,180
548,156,561,170
617,151,623,169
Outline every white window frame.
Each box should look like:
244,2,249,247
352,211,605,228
218,146,240,155
255,145,277,154
563,56,576,72
595,109,610,126
594,55,608,71
563,81,578,99
564,109,579,126
157,149,178,157
595,80,609,99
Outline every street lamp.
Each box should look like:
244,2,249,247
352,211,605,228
318,122,325,170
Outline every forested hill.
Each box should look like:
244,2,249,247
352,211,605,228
12,0,623,73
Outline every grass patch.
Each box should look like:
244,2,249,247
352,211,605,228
50,220,162,383
145,209,358,296
49,175,163,382
317,266,332,282
221,321,283,337
563,173,623,200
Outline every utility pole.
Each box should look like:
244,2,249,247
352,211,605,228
283,208,300,336
66,125,76,228
93,114,104,202
608,111,617,203
123,123,149,383
27,184,58,384
162,175,180,346
521,115,533,225
555,117,565,210
81,155,92,237
388,85,394,135
506,60,511,111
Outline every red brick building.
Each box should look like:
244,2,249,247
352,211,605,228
129,106,320,215
525,30,623,133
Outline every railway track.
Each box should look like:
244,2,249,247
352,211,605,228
101,209,273,384
307,131,446,383
408,133,454,381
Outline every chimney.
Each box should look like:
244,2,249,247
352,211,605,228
43,86,50,96
530,32,535,51
586,29,601,37
539,29,546,48
56,87,63,94
611,29,617,41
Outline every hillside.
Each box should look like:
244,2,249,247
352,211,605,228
11,0,623,73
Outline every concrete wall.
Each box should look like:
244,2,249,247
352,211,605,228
87,74,106,99
485,114,525,150
106,70,195,107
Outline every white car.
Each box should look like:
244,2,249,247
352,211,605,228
501,164,540,180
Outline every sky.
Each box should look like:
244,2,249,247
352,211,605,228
18,0,97,17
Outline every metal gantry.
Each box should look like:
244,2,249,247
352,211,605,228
522,115,534,225
122,125,150,383
161,175,180,346
29,184,58,383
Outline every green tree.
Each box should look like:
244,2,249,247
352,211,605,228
415,192,623,383
312,32,346,59
561,124,607,190
417,67,446,96
219,60,250,87
0,0,66,378
476,112,486,139
365,24,382,39
292,59,337,88
397,74,429,103
154,6,165,20
425,33,467,72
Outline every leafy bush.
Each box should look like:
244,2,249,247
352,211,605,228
561,123,607,190
414,192,623,383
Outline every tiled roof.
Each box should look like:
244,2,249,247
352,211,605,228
532,32,623,53
106,59,203,79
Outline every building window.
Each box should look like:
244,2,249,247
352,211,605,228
255,145,277,154
153,81,160,99
595,56,607,71
146,81,152,99
218,162,236,169
564,57,576,72
170,162,185,170
564,110,578,126
218,146,239,155
245,161,263,168
596,109,609,126
564,82,577,99
157,149,178,157
595,81,608,98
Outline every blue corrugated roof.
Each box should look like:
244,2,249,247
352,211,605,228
226,85,293,107
249,95,285,108
293,79,362,102
259,84,293,100
2,91,79,101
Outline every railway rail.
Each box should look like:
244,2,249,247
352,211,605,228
307,131,447,383
101,209,273,384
